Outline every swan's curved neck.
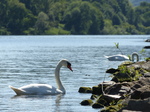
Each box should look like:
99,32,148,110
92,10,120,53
55,63,66,94
132,53,139,62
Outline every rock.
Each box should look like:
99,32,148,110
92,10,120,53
98,81,116,86
141,91,150,99
144,72,150,77
111,61,150,83
105,83,122,95
144,46,150,49
131,84,150,99
96,95,109,106
113,72,132,82
145,57,150,62
123,98,150,111
90,94,98,100
97,81,116,92
145,39,150,42
92,103,103,108
104,83,131,98
111,77,119,82
92,86,103,95
95,94,121,108
79,60,150,112
127,61,150,72
80,99,93,106
121,110,140,112
130,90,141,99
125,78,150,100
106,68,119,74
119,86,131,95
78,87,92,93
101,104,124,112
129,78,150,91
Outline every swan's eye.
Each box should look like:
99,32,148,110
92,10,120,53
67,62,71,66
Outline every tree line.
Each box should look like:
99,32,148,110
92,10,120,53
130,0,150,6
0,0,150,35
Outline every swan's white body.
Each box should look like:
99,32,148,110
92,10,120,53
9,59,73,95
9,84,63,95
105,54,129,61
105,52,139,62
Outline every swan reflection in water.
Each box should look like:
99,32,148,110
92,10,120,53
11,94,64,112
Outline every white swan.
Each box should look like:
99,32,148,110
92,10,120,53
105,52,139,62
9,59,73,95
105,54,129,61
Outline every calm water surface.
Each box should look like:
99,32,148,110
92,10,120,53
0,35,149,112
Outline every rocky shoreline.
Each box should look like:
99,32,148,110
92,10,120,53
145,39,150,42
79,59,150,112
144,39,150,49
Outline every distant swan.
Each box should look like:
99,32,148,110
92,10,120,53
9,59,73,95
105,54,129,61
131,52,139,62
105,52,139,62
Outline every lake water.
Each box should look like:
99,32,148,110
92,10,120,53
0,35,149,112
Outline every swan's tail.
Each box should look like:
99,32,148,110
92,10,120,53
104,55,109,58
9,85,25,95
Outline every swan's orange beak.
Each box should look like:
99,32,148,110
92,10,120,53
68,65,73,72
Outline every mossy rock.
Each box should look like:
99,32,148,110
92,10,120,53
101,107,117,112
106,68,119,74
97,98,109,106
92,103,104,108
145,57,150,62
90,94,98,100
96,94,121,107
112,64,144,82
78,87,92,93
98,81,115,90
131,90,141,99
80,99,93,106
92,86,103,95
96,97,109,106
113,72,132,82
111,77,119,82
101,104,124,112
121,61,133,65
132,70,142,81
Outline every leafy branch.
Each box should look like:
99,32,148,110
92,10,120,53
114,43,124,55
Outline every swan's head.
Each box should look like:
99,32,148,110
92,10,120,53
60,59,73,71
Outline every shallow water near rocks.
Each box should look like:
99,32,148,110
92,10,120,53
0,35,149,112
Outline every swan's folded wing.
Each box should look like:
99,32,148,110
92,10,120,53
9,86,26,95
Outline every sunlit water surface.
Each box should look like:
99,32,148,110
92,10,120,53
0,35,149,112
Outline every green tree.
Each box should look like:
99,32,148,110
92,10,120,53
64,1,104,34
35,12,49,34
126,8,136,25
0,0,10,34
19,0,50,15
0,0,149,35
0,0,36,35
141,11,150,27
8,0,30,34
117,0,133,16
112,14,122,25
